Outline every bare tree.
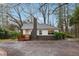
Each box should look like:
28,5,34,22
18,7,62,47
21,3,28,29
39,3,48,24
7,4,25,33
57,3,64,32
64,4,69,32
6,3,38,40
0,4,9,28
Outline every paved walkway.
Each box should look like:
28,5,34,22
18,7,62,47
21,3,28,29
0,40,79,56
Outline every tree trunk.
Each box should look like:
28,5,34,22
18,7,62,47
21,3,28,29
65,4,69,33
47,4,50,25
58,3,64,32
75,24,78,38
31,17,37,40
44,16,46,24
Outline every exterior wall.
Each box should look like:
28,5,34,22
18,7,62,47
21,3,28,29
54,30,59,32
23,29,32,35
37,30,39,35
23,29,48,35
42,30,48,35
37,30,48,35
23,30,26,35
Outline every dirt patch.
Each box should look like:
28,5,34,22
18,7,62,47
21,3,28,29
0,47,24,56
0,40,79,56
0,48,7,56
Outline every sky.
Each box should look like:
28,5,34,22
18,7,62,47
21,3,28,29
9,3,58,27
9,3,76,27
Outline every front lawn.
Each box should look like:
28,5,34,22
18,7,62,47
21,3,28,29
0,39,17,42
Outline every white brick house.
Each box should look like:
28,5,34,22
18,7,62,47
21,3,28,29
21,23,55,36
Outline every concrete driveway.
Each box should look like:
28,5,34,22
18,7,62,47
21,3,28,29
0,40,79,56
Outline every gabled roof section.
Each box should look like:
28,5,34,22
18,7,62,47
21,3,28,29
21,23,55,30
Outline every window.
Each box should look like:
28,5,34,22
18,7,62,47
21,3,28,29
39,30,42,35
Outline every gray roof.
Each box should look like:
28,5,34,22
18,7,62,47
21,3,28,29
21,23,54,30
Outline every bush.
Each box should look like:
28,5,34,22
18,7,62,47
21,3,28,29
0,28,20,39
53,32,74,40
64,33,74,38
0,28,10,39
9,31,21,39
53,32,65,40
0,28,6,39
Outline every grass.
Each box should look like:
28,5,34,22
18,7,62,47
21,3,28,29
0,39,17,42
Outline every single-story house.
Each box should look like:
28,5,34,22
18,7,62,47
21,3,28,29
21,23,58,36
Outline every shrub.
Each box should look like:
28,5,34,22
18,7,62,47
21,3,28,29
9,31,21,39
0,28,20,39
64,33,74,38
53,32,74,40
0,29,11,39
0,32,5,39
53,32,65,40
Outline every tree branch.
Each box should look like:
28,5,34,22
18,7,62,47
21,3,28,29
51,3,68,14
